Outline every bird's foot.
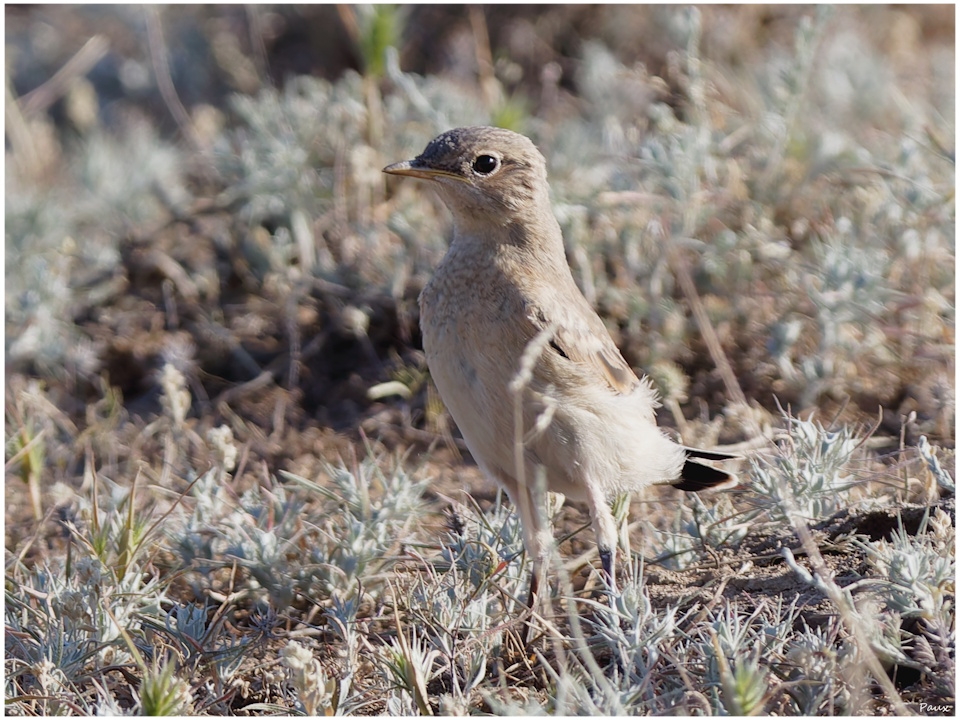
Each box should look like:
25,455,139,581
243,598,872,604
599,546,618,603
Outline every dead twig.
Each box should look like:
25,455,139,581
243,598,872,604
19,35,109,117
668,241,764,443
145,7,201,152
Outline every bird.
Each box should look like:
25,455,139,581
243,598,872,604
383,126,735,610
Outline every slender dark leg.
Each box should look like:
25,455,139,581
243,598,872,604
525,565,540,609
501,478,544,647
599,545,616,592
522,563,540,646
586,484,619,595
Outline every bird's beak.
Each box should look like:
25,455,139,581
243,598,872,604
383,160,459,181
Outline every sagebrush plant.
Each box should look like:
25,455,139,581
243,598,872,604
5,363,438,714
5,494,171,713
4,5,954,716
136,657,195,716
623,413,953,715
214,64,489,287
647,415,870,566
393,493,531,706
585,556,683,683
749,416,864,523
168,452,431,608
280,641,336,716
860,508,955,648
543,7,953,415
648,491,750,570
6,120,187,377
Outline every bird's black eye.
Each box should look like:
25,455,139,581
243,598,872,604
472,154,499,175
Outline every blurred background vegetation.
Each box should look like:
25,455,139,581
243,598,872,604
5,4,955,715
5,6,954,466
6,5,954,453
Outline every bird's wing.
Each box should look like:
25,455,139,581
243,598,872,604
528,291,643,397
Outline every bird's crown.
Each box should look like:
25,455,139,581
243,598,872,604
384,126,549,221
415,126,544,178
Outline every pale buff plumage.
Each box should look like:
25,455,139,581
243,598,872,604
384,126,733,597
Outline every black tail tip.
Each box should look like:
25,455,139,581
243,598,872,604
673,460,737,492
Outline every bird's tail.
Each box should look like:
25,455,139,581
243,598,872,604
671,446,739,491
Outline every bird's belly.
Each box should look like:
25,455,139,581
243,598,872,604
422,313,513,472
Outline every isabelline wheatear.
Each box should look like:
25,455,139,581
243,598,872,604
384,126,735,611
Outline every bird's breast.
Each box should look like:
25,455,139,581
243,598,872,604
418,262,530,475
419,272,498,393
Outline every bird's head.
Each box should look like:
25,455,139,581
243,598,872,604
384,126,550,226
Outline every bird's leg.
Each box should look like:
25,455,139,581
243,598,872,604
586,484,619,595
502,479,547,646
599,545,616,591
521,561,540,647
525,564,540,609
